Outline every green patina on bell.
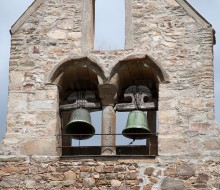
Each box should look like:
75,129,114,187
122,110,151,140
65,108,95,140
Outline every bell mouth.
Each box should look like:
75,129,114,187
65,121,95,140
122,127,151,140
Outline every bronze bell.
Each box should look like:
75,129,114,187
65,108,95,140
122,110,151,140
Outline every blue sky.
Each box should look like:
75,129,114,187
0,0,219,141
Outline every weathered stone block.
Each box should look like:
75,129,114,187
2,167,16,173
21,139,57,155
161,177,184,190
159,109,177,120
64,171,77,180
68,32,82,40
20,113,36,126
190,122,215,131
8,93,28,112
204,139,220,150
93,173,99,179
159,137,188,154
103,166,114,173
144,185,153,190
10,71,24,84
113,166,126,172
47,30,66,40
20,61,35,67
159,100,178,111
164,168,177,177
193,183,208,189
57,19,73,30
46,89,59,99
176,164,195,179
80,166,90,172
111,180,122,187
192,98,205,108
196,173,209,183
83,178,95,188
36,111,57,124
29,100,55,110
25,179,36,189
144,167,154,176
95,165,103,172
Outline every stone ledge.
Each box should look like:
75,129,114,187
31,155,59,163
0,155,29,162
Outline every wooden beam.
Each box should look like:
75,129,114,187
116,101,157,112
60,102,101,112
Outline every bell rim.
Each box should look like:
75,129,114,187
65,120,95,140
122,127,151,140
66,119,94,127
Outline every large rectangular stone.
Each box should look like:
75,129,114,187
29,100,55,110
28,87,58,101
159,137,188,154
10,71,24,84
190,123,215,131
8,93,28,112
159,99,178,110
204,139,220,150
158,110,177,124
7,113,36,131
36,111,57,124
20,139,58,156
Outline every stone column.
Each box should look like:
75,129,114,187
98,84,118,155
147,111,158,156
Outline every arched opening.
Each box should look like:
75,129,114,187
49,57,106,86
111,55,168,156
49,55,168,157
50,58,105,157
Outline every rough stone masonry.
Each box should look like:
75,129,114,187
0,0,219,189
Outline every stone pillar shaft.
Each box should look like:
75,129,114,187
101,106,116,155
98,84,118,155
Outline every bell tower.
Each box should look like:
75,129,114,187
0,0,219,189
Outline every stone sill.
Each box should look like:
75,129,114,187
60,155,157,161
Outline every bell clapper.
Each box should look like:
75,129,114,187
129,138,136,145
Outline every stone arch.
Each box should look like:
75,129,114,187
109,53,169,85
48,55,107,85
109,53,169,106
48,55,107,104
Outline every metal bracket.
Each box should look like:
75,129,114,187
60,90,101,112
116,86,157,111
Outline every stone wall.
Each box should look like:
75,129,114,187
2,0,83,155
0,0,219,189
2,0,218,156
0,156,220,190
130,0,217,154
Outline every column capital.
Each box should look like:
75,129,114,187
98,84,118,106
